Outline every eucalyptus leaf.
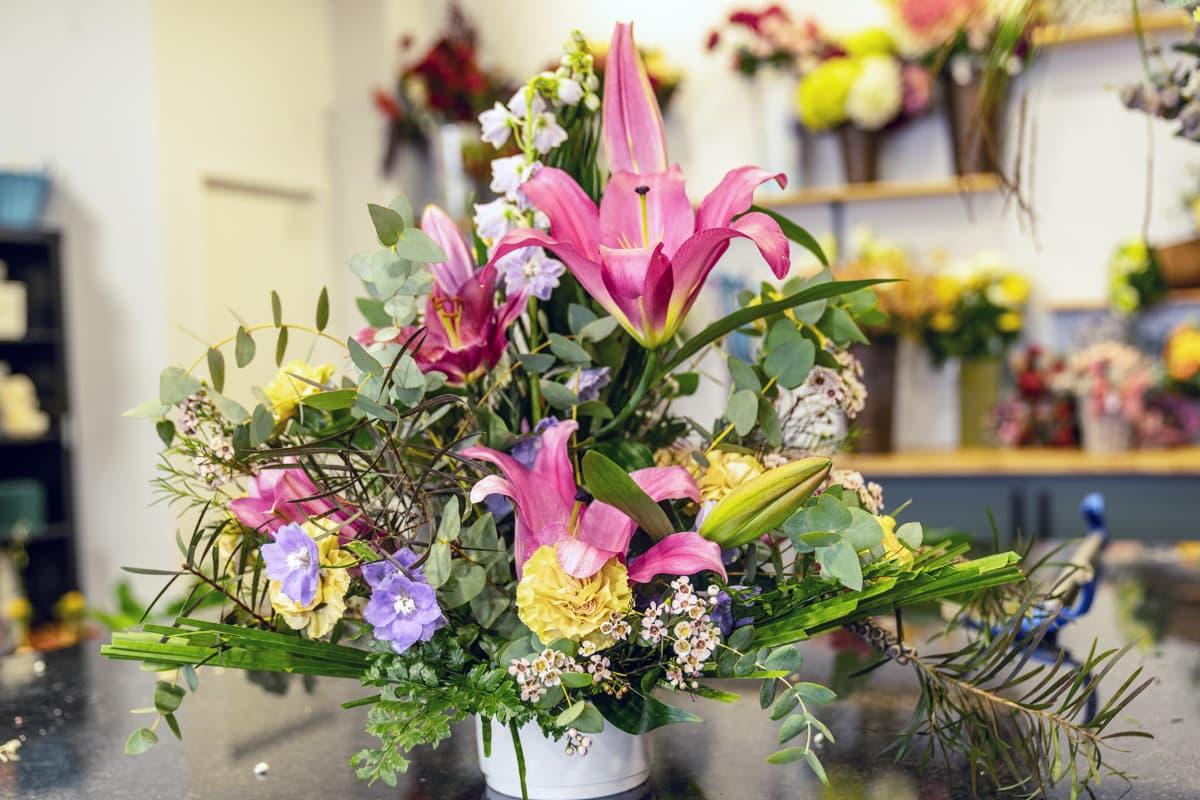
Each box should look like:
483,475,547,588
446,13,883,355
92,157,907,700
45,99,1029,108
159,367,201,406
235,326,256,367
439,561,485,608
271,290,282,327
301,389,358,411
155,419,175,447
249,404,274,447
517,353,555,374
778,714,809,744
548,333,591,364
842,508,884,551
896,521,923,550
792,682,836,705
154,680,185,714
356,297,391,327
125,727,159,755
578,316,619,342
206,348,225,394
393,228,448,263
368,203,405,246
274,326,288,367
354,394,397,422
764,338,815,389
123,398,171,419
726,389,759,436
210,391,250,424
727,355,761,392
815,540,862,591
538,379,578,410
567,303,597,334
424,541,452,589
315,287,330,332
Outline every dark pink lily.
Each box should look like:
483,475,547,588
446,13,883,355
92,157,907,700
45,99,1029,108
230,462,365,538
487,22,791,348
462,419,727,584
357,205,525,384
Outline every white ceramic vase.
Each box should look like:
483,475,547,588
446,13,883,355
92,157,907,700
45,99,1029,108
475,717,651,799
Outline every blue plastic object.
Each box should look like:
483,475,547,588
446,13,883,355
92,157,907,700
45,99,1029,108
0,171,50,229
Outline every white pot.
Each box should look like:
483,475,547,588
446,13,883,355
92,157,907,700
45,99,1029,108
475,717,651,799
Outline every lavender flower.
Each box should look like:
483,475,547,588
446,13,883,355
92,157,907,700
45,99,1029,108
261,523,321,606
487,417,560,519
495,247,565,301
566,366,611,402
363,549,446,654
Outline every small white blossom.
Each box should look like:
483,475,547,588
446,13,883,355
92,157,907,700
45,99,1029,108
532,112,568,154
472,198,521,242
507,88,547,120
479,102,515,148
556,78,583,105
489,155,539,198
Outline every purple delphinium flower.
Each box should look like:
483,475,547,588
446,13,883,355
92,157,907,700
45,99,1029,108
363,549,446,654
566,367,611,403
261,523,320,606
495,247,565,301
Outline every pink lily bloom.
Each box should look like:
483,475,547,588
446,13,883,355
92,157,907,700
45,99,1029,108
487,22,791,348
357,205,525,384
461,419,727,584
230,462,364,538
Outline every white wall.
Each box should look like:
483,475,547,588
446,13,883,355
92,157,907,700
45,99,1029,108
0,1,174,601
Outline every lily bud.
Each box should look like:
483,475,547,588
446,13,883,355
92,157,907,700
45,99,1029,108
697,457,832,549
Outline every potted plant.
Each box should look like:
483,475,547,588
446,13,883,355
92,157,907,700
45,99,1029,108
102,21,1146,800
892,0,1040,175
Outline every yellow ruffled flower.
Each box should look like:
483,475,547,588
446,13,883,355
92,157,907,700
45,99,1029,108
516,545,632,649
987,272,1031,308
654,446,765,504
269,524,354,638
263,360,336,423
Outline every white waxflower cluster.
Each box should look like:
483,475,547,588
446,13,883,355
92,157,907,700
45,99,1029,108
639,578,723,690
778,349,867,454
563,728,593,757
179,391,236,487
824,468,885,515
508,648,584,702
473,31,599,301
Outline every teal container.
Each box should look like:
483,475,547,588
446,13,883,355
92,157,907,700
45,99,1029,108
0,479,46,540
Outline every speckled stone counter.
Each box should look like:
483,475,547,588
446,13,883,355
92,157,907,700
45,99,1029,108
3,541,1198,799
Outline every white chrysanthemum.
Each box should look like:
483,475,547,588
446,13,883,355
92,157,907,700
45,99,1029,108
846,56,903,131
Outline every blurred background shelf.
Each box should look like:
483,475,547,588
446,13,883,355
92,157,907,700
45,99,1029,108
837,446,1200,477
758,172,1002,208
1033,9,1192,47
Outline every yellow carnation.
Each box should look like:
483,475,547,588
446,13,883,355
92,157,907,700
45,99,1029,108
269,524,354,638
694,451,765,504
263,360,336,423
516,545,632,649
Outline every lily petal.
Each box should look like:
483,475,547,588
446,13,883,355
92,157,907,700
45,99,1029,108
421,205,476,294
695,166,787,231
520,167,601,260
600,167,694,255
629,465,702,504
729,211,790,279
626,532,728,584
532,420,581,512
555,538,617,580
603,22,668,175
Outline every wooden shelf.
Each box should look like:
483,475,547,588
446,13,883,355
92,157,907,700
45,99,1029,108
757,173,1002,208
1047,287,1200,313
1034,9,1191,47
835,447,1200,477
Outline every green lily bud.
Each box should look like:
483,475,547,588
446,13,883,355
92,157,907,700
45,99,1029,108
698,456,832,549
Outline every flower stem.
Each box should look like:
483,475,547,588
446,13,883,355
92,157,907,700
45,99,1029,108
597,349,658,436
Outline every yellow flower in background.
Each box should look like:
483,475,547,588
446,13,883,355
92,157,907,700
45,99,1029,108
1166,325,1200,382
54,591,87,617
516,545,632,648
5,597,31,622
997,310,1023,333
930,275,962,308
797,57,861,131
269,524,353,638
264,360,335,423
841,28,896,57
987,273,1031,308
930,310,957,332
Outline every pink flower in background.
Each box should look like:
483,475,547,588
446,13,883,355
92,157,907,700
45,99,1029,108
230,463,363,537
488,22,791,347
894,0,979,52
901,64,933,115
357,205,526,384
461,419,726,583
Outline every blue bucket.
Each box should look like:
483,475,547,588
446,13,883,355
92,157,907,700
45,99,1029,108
0,171,50,229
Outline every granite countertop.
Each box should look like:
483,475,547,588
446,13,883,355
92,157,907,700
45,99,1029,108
2,541,1198,799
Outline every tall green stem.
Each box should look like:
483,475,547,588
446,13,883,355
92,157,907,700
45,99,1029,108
597,349,658,436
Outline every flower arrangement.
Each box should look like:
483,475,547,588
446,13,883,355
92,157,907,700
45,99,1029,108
834,229,927,335
376,3,512,175
1119,5,1200,142
1108,238,1167,316
102,21,1146,800
891,0,1040,82
918,251,1029,362
795,27,932,133
989,344,1078,447
1052,341,1152,426
705,5,835,77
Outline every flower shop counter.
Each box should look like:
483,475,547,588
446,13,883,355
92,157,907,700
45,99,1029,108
834,448,1200,541
3,541,1197,799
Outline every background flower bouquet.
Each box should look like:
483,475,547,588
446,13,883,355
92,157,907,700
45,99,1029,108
103,21,1146,800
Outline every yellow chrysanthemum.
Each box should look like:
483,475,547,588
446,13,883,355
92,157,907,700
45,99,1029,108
930,274,963,307
269,525,354,638
988,273,1031,308
516,545,632,649
841,27,896,57
797,57,861,131
263,360,336,423
1166,325,1200,382
997,310,1023,333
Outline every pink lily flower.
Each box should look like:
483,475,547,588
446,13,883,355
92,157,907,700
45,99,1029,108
230,462,364,537
461,419,727,584
357,205,525,384
487,22,791,348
